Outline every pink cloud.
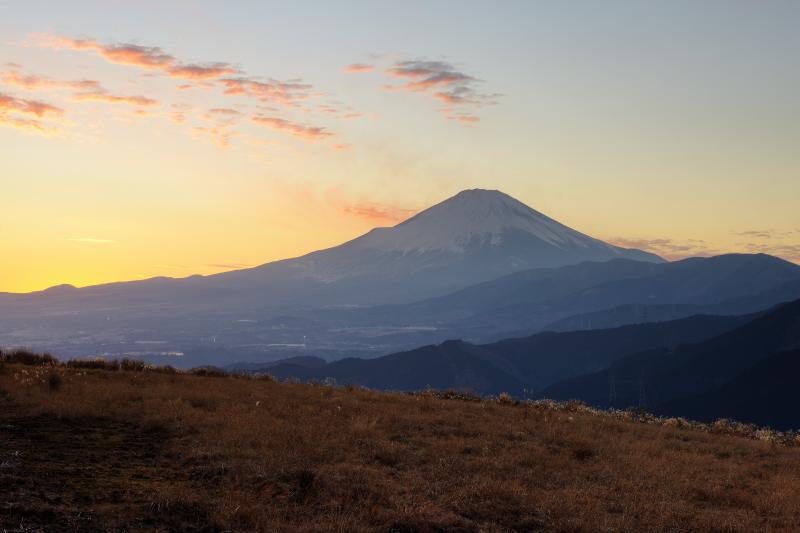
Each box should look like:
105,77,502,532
208,107,241,116
220,77,313,107
39,35,175,69
0,92,63,117
251,115,332,141
341,203,417,224
342,63,374,74
74,90,159,107
192,125,236,148
0,71,101,92
0,91,63,135
381,59,499,124
167,63,239,80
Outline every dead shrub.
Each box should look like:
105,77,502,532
120,358,146,372
498,392,517,406
1,349,58,366
66,358,119,371
190,367,229,378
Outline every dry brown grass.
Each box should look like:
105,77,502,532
2,362,800,532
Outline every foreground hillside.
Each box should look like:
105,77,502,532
2,360,800,532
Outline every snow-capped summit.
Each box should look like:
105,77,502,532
16,189,663,309
355,188,625,254
225,188,663,304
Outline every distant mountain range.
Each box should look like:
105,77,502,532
543,299,800,429
239,313,753,394
2,189,799,376
254,299,800,429
333,252,800,344
0,189,661,311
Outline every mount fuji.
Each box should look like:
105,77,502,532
0,189,665,364
199,189,663,306
2,189,661,312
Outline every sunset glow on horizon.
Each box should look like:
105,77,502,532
3,1,799,293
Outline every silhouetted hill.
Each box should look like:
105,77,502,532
543,278,800,332
262,313,752,395
442,254,800,340
658,350,800,430
543,299,800,412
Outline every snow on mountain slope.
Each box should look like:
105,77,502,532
4,189,663,309
210,189,663,304
353,189,642,254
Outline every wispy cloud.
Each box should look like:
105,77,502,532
383,59,498,123
732,229,795,239
0,91,63,134
0,92,62,117
68,237,115,244
35,34,176,69
342,63,374,74
73,90,159,107
192,124,237,148
251,115,333,141
608,237,719,260
31,34,240,83
341,203,417,224
208,107,241,116
1,70,101,92
20,33,347,149
219,77,313,107
167,63,239,80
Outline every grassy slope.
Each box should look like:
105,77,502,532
2,364,800,532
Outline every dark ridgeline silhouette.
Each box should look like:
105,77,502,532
543,299,800,429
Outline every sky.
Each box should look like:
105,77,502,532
1,0,799,293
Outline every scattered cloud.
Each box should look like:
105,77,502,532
0,70,101,92
732,229,795,239
192,125,237,148
67,237,115,244
439,108,480,124
341,203,417,224
20,33,349,149
342,63,374,74
0,92,63,134
74,90,159,107
383,59,498,124
167,62,238,80
0,92,63,117
314,103,362,121
208,107,241,116
219,77,313,107
251,115,333,141
5,62,22,69
31,34,240,83
36,34,176,69
608,237,719,260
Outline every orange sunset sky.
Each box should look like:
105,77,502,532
2,1,799,293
